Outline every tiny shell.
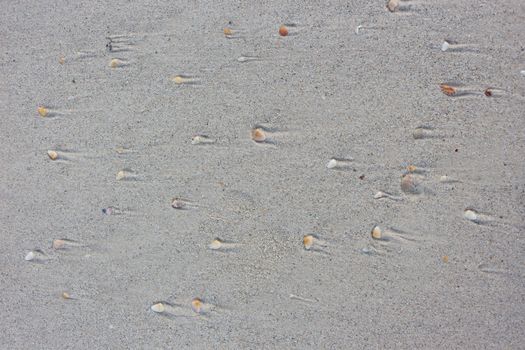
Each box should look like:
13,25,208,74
440,84,457,96
386,0,400,12
406,165,417,173
251,128,266,142
172,76,184,84
62,292,71,299
38,106,49,117
52,239,65,250
109,58,123,68
25,251,35,261
47,150,59,160
374,191,386,199
279,25,289,37
116,170,126,181
441,41,450,52
412,129,425,139
209,239,223,250
401,173,423,194
191,135,214,145
326,159,338,169
191,298,203,313
151,303,165,313
303,235,314,250
371,226,382,240
223,28,233,37
463,209,479,222
171,198,187,209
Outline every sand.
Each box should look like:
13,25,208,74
1,0,524,348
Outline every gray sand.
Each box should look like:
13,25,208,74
1,0,524,348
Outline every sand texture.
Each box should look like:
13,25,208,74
1,0,524,348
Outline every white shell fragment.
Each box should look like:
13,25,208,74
25,251,36,261
209,239,223,250
25,249,45,261
374,191,402,201
326,158,353,169
463,209,480,223
151,303,165,313
191,135,215,145
326,159,338,169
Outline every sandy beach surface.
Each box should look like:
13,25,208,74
1,0,524,348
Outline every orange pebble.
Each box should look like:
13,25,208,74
279,25,288,37
442,255,449,263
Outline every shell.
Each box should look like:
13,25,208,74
413,128,426,139
191,298,203,313
151,303,165,313
109,59,123,68
62,292,71,299
440,84,457,96
38,106,49,117
441,41,450,52
52,239,65,250
374,191,387,199
463,209,479,222
171,198,186,209
406,165,417,173
371,226,382,240
251,128,266,142
209,239,223,250
191,135,214,145
401,174,423,194
172,76,184,84
47,150,59,160
223,28,233,37
116,170,126,181
279,25,289,37
303,235,314,250
326,159,338,169
25,251,35,261
386,0,400,12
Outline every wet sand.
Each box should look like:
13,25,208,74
1,0,524,348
